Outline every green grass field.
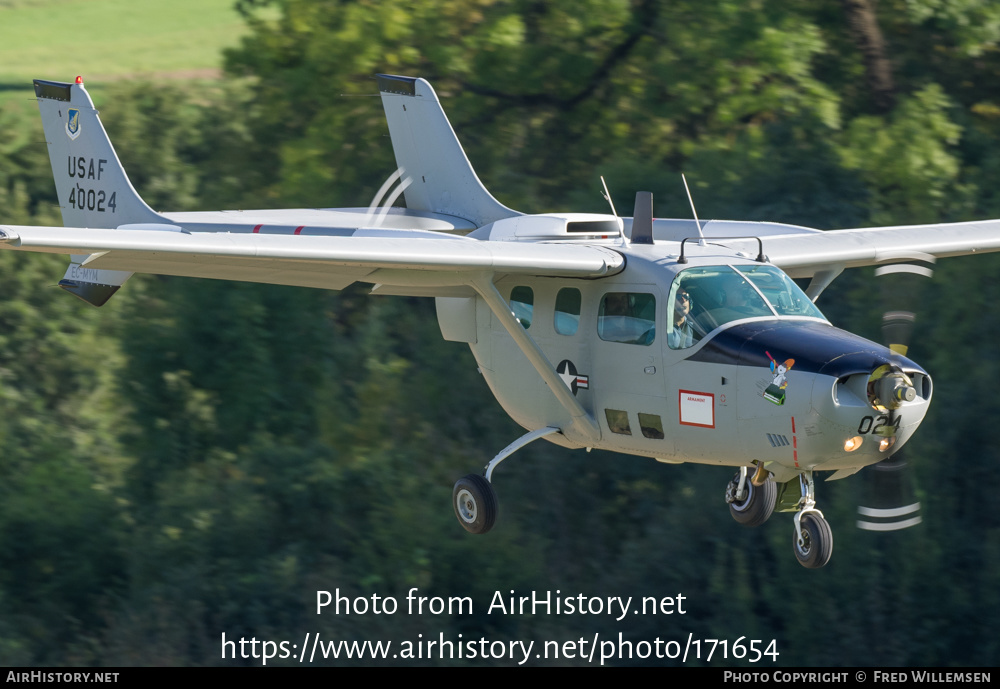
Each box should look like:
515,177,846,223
0,0,256,96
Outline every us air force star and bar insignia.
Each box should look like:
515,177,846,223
66,108,81,140
556,360,589,395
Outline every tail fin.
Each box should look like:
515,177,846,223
376,75,518,227
33,78,160,305
34,78,165,229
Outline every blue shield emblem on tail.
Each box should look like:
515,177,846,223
66,108,81,140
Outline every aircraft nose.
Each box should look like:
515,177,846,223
820,360,932,462
688,320,933,470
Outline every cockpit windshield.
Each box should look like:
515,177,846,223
667,265,826,350
734,265,825,318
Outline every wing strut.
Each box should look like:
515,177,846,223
471,275,601,442
805,265,845,302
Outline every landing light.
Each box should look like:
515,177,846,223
844,436,863,452
879,437,896,453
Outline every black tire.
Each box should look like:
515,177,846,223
793,512,834,569
727,472,777,527
453,474,498,534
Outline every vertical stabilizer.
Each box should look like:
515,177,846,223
376,75,519,227
34,78,165,229
33,78,154,305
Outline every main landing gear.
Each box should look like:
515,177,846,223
452,427,560,535
725,466,834,569
726,463,776,527
453,474,498,534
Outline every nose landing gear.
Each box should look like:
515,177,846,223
791,471,833,569
794,512,833,568
724,467,834,568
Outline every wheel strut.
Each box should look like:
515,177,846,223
792,471,824,545
751,460,769,486
483,426,560,482
453,426,561,535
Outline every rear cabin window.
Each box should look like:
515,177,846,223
554,288,581,335
598,292,656,345
510,286,533,328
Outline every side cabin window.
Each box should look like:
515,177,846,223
598,292,656,345
509,286,533,328
554,288,581,335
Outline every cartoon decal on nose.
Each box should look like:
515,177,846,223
763,351,795,405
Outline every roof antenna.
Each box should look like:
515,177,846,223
600,176,618,217
600,176,627,242
682,173,706,247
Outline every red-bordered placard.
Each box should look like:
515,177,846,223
679,390,715,428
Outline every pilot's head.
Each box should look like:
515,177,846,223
674,288,691,323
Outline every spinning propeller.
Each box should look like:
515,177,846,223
856,253,934,531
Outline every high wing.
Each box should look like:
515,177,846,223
0,224,625,296
645,217,1000,300
7,73,1000,309
754,219,1000,276
641,216,1000,278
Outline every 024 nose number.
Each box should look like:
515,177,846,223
857,415,901,435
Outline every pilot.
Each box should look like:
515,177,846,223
669,288,694,349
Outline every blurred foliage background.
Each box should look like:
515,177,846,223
1,0,998,666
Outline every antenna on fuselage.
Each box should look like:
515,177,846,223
682,173,706,247
600,176,627,242
600,176,618,217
